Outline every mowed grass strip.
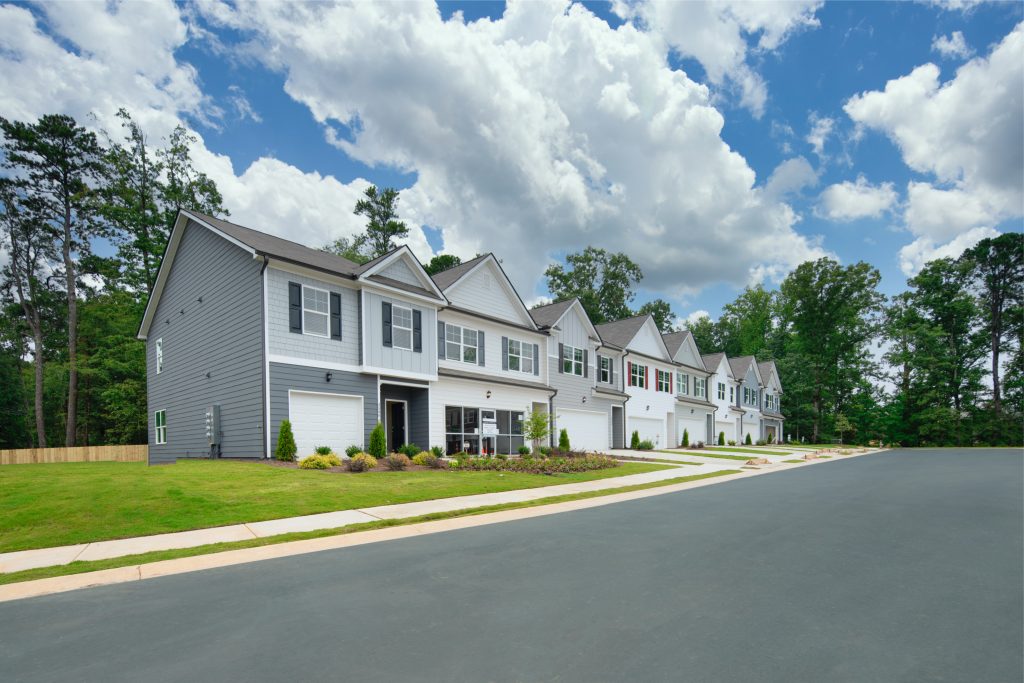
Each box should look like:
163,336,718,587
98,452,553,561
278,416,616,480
0,460,667,553
783,459,806,464
705,446,790,455
0,469,740,586
657,450,750,462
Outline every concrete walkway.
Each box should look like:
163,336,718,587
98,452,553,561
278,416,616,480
0,462,710,575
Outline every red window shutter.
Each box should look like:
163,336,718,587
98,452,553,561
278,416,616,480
627,361,632,386
645,366,649,389
669,372,673,393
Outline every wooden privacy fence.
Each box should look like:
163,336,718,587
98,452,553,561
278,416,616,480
0,444,148,465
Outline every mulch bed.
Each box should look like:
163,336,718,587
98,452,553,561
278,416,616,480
263,459,438,474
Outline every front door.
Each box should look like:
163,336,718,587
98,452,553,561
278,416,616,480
386,400,406,452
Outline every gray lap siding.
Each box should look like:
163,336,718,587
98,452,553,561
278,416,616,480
269,363,378,454
146,220,265,463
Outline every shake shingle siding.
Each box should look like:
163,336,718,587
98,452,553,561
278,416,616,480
146,220,265,463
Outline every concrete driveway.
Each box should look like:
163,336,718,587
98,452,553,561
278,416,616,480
0,448,1020,682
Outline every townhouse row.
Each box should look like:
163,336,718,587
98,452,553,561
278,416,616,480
139,211,785,463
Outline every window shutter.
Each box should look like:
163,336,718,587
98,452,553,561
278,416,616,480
330,292,342,340
627,361,632,386
412,309,422,352
438,322,446,359
583,350,589,378
669,372,673,393
502,336,509,371
382,302,392,347
288,282,302,333
533,343,539,376
644,366,649,389
558,343,565,374
610,358,615,385
477,331,485,366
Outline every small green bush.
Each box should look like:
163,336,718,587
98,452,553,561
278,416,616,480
681,429,689,447
558,428,570,451
637,439,654,451
346,453,378,472
313,445,333,456
517,445,531,455
412,451,445,468
745,433,752,445
398,443,420,457
383,453,411,471
345,445,362,458
275,420,297,462
755,439,767,446
299,454,336,470
727,439,736,446
368,423,387,458
718,431,725,446
630,430,641,449
430,446,444,458
539,446,552,457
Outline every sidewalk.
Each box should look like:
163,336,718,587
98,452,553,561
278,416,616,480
0,462,708,575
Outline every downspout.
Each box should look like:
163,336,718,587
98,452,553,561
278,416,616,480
260,258,271,458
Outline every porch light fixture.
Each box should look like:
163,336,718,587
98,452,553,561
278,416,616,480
581,396,587,404
325,372,333,382
486,390,492,399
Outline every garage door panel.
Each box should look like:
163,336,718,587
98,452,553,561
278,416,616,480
628,417,664,447
289,391,363,459
557,409,608,452
677,417,704,446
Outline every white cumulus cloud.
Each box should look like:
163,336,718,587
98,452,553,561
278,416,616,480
817,176,898,221
931,31,974,59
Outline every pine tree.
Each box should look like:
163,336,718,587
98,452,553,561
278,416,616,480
368,422,387,458
276,420,297,461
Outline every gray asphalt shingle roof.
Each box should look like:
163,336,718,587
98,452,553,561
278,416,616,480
529,299,576,328
594,314,649,349
701,352,726,374
661,329,692,357
430,254,490,291
729,355,756,379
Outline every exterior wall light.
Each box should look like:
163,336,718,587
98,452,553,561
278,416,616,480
325,372,333,382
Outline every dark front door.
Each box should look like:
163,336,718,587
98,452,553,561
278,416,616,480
387,401,406,452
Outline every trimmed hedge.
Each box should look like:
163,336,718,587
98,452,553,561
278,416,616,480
451,454,619,474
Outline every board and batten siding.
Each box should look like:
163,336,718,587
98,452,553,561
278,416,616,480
147,220,265,463
363,291,437,376
445,262,531,326
268,363,378,454
377,258,423,287
266,266,361,366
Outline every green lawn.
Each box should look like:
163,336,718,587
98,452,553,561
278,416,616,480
0,460,667,553
705,446,790,455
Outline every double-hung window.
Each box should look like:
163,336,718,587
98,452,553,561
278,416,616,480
156,338,163,374
562,345,583,376
629,363,646,388
302,285,330,337
155,410,167,445
599,356,611,383
657,369,671,392
717,382,725,400
730,386,735,403
391,305,413,350
694,377,707,399
677,372,689,396
445,324,478,364
507,339,533,373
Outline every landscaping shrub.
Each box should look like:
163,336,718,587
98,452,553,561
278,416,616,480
637,439,654,451
346,453,378,472
517,445,531,455
383,453,411,471
539,446,552,456
275,420,297,462
558,428,571,451
630,430,641,449
547,449,589,458
430,446,444,458
681,429,689,447
299,454,341,470
744,433,752,445
313,445,333,456
728,440,736,446
368,423,387,458
456,454,618,474
755,439,767,446
412,451,445,468
695,441,705,449
718,431,725,446
398,443,420,457
345,444,362,458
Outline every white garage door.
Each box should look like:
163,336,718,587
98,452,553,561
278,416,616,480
715,420,734,444
628,417,664,447
677,417,705,446
557,409,608,452
289,391,364,459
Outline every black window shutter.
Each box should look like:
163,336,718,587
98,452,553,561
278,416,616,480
382,302,392,347
437,321,445,359
558,343,564,373
330,292,342,340
596,354,603,381
412,309,422,352
583,350,589,378
610,358,615,385
288,282,302,333
501,336,509,371
477,331,485,366
533,343,539,376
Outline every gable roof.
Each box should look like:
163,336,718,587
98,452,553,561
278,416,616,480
356,245,447,301
729,356,764,385
701,352,730,377
430,254,489,291
529,299,577,328
758,360,783,393
594,314,648,349
432,253,538,330
661,330,691,357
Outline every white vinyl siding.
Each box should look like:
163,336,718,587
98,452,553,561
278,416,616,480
155,410,167,445
155,338,163,374
302,285,330,338
445,323,478,364
391,304,413,351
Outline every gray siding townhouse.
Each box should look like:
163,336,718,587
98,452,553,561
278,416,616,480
757,360,785,442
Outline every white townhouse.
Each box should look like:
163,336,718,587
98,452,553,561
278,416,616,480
531,298,630,451
662,330,716,445
702,352,744,444
595,315,680,448
757,360,785,443
430,255,553,456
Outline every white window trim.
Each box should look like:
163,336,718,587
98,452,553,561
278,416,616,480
717,382,725,400
444,323,478,365
656,369,671,393
694,377,707,399
302,284,330,338
677,372,689,396
155,410,167,445
391,304,413,351
506,338,534,374
599,356,611,384
155,338,163,375
629,362,645,388
562,344,584,376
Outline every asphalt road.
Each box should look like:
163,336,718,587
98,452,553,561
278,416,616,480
1,448,1021,683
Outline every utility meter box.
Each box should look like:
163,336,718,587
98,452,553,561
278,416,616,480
205,405,221,446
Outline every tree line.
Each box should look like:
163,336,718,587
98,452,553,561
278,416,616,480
2,111,1019,449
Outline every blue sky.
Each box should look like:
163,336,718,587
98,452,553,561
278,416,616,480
1,1,1021,322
